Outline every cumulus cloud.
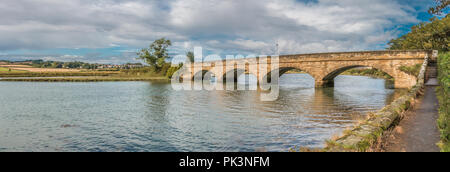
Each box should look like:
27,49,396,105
0,0,430,63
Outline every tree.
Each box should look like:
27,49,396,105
388,15,449,52
166,63,183,78
429,0,449,15
186,51,195,63
137,38,172,71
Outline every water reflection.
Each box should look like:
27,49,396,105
0,74,404,151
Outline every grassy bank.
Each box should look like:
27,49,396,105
0,76,169,82
317,54,430,152
0,66,174,82
399,64,422,77
436,52,449,152
341,68,394,80
0,71,119,77
0,67,19,72
0,67,9,72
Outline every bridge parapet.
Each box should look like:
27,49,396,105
181,50,433,89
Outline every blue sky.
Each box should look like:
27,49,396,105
0,0,439,64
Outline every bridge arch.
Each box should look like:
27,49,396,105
317,65,396,87
192,70,215,81
262,67,317,84
220,58,259,83
221,68,258,82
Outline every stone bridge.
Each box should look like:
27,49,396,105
180,50,433,88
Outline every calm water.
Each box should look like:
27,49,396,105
0,74,405,152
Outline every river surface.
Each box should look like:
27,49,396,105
0,74,405,152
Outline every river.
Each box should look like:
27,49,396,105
0,74,405,152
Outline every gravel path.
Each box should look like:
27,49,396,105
383,86,440,152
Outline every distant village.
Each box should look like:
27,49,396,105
0,60,144,70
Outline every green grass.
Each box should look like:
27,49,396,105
0,71,119,77
0,63,183,83
120,65,182,78
0,77,169,82
0,67,18,72
436,52,450,152
0,69,170,82
399,64,422,77
341,68,394,80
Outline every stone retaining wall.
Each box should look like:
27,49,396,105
324,53,430,152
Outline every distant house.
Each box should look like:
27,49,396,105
96,63,143,70
120,63,144,69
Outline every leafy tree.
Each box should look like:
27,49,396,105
82,63,92,69
186,51,195,63
388,15,449,52
52,62,63,68
429,0,449,15
166,63,184,78
137,38,172,71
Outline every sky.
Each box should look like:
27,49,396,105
0,0,437,64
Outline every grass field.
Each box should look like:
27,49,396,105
10,68,81,72
0,70,120,77
0,67,20,72
0,76,169,82
0,67,170,82
0,65,82,72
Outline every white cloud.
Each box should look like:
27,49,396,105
0,0,428,62
166,0,421,55
42,55,84,62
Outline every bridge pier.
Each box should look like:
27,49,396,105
394,77,417,89
315,80,334,88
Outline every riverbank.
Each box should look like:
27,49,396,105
0,69,170,82
341,68,393,80
0,76,169,82
436,52,449,152
381,86,440,152
0,67,18,72
0,71,119,77
320,54,430,152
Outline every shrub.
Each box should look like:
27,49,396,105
166,64,183,79
399,64,423,77
436,52,450,152
120,63,183,78
344,68,393,80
